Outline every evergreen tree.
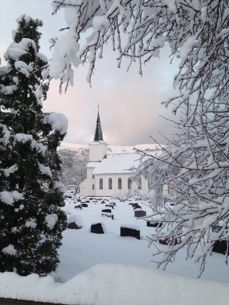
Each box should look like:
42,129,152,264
0,15,67,275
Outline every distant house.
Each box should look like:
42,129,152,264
79,111,149,197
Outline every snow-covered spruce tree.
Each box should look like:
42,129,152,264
51,1,228,273
0,16,67,275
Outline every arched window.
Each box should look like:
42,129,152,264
99,178,103,190
128,178,132,190
108,178,112,190
118,178,122,190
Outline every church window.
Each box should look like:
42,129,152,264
108,178,112,190
128,178,132,190
92,174,94,179
92,184,94,190
118,178,122,190
99,178,103,190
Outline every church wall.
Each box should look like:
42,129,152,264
79,178,94,196
79,167,95,196
94,173,149,197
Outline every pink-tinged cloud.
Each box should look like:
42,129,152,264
44,45,178,145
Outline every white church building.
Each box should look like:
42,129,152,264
79,111,149,197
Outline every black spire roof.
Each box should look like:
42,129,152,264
94,110,104,142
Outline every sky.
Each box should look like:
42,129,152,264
0,0,179,145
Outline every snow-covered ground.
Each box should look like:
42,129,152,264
55,192,229,283
1,192,229,305
1,264,229,305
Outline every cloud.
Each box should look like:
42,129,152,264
44,45,179,145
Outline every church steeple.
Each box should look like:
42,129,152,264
94,107,104,142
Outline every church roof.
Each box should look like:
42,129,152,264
93,153,141,175
94,111,103,142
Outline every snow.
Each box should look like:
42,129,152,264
49,31,80,81
59,195,229,283
14,134,47,155
93,153,141,174
0,193,229,304
67,214,82,227
64,6,78,29
54,181,65,191
15,133,33,143
14,61,32,77
59,142,88,151
60,142,161,153
0,191,24,205
4,38,36,61
0,264,229,305
0,124,10,145
34,86,44,105
201,7,207,21
25,218,37,229
150,36,165,49
31,140,47,155
2,245,17,256
37,52,48,64
4,164,18,177
4,42,27,61
179,36,198,68
45,214,58,230
38,163,52,178
167,0,177,13
93,15,109,31
0,66,10,75
0,84,17,95
44,112,68,135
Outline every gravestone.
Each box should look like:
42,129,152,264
67,222,81,230
74,205,82,209
91,223,105,234
158,237,181,245
131,203,141,210
147,221,162,228
120,226,140,240
102,213,114,220
102,208,112,213
212,240,228,255
134,210,146,217
105,204,114,209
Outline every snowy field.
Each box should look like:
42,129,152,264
55,191,229,283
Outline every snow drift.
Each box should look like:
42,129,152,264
0,264,228,305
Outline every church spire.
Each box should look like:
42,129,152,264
94,106,104,142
